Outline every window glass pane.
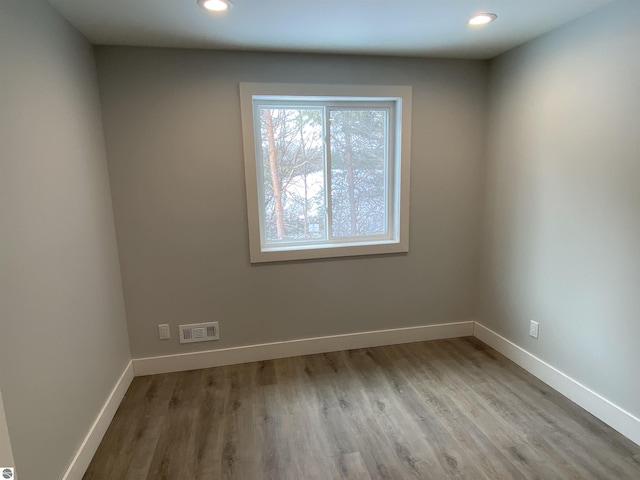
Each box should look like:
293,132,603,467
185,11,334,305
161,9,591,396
259,107,326,242
329,109,388,238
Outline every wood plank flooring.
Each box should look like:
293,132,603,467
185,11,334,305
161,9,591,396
84,337,640,479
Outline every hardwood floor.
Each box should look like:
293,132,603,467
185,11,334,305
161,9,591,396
84,337,640,479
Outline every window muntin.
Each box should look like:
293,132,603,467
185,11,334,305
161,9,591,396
240,84,411,263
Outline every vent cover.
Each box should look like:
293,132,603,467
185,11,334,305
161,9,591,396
179,321,219,344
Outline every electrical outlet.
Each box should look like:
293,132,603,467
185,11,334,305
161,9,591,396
529,320,539,339
158,324,170,340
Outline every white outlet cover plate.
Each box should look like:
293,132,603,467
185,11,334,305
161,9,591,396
529,321,539,339
158,324,170,340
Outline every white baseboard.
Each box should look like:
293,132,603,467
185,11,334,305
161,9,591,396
62,361,134,480
133,321,474,376
474,322,640,446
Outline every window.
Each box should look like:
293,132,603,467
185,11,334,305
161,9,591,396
240,83,411,263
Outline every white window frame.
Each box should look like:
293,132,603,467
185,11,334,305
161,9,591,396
239,83,411,263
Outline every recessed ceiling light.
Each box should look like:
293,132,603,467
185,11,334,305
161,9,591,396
198,0,232,13
468,13,497,26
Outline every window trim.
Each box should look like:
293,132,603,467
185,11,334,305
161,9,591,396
239,83,412,263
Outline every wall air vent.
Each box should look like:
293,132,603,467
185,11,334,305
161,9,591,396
179,321,219,344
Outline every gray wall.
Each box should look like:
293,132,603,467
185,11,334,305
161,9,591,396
480,0,640,418
0,1,131,479
95,48,488,358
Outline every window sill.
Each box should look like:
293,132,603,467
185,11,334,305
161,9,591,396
250,239,409,263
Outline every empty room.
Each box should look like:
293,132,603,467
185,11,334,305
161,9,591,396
1,0,639,479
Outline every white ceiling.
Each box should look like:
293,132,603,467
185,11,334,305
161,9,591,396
48,0,613,59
